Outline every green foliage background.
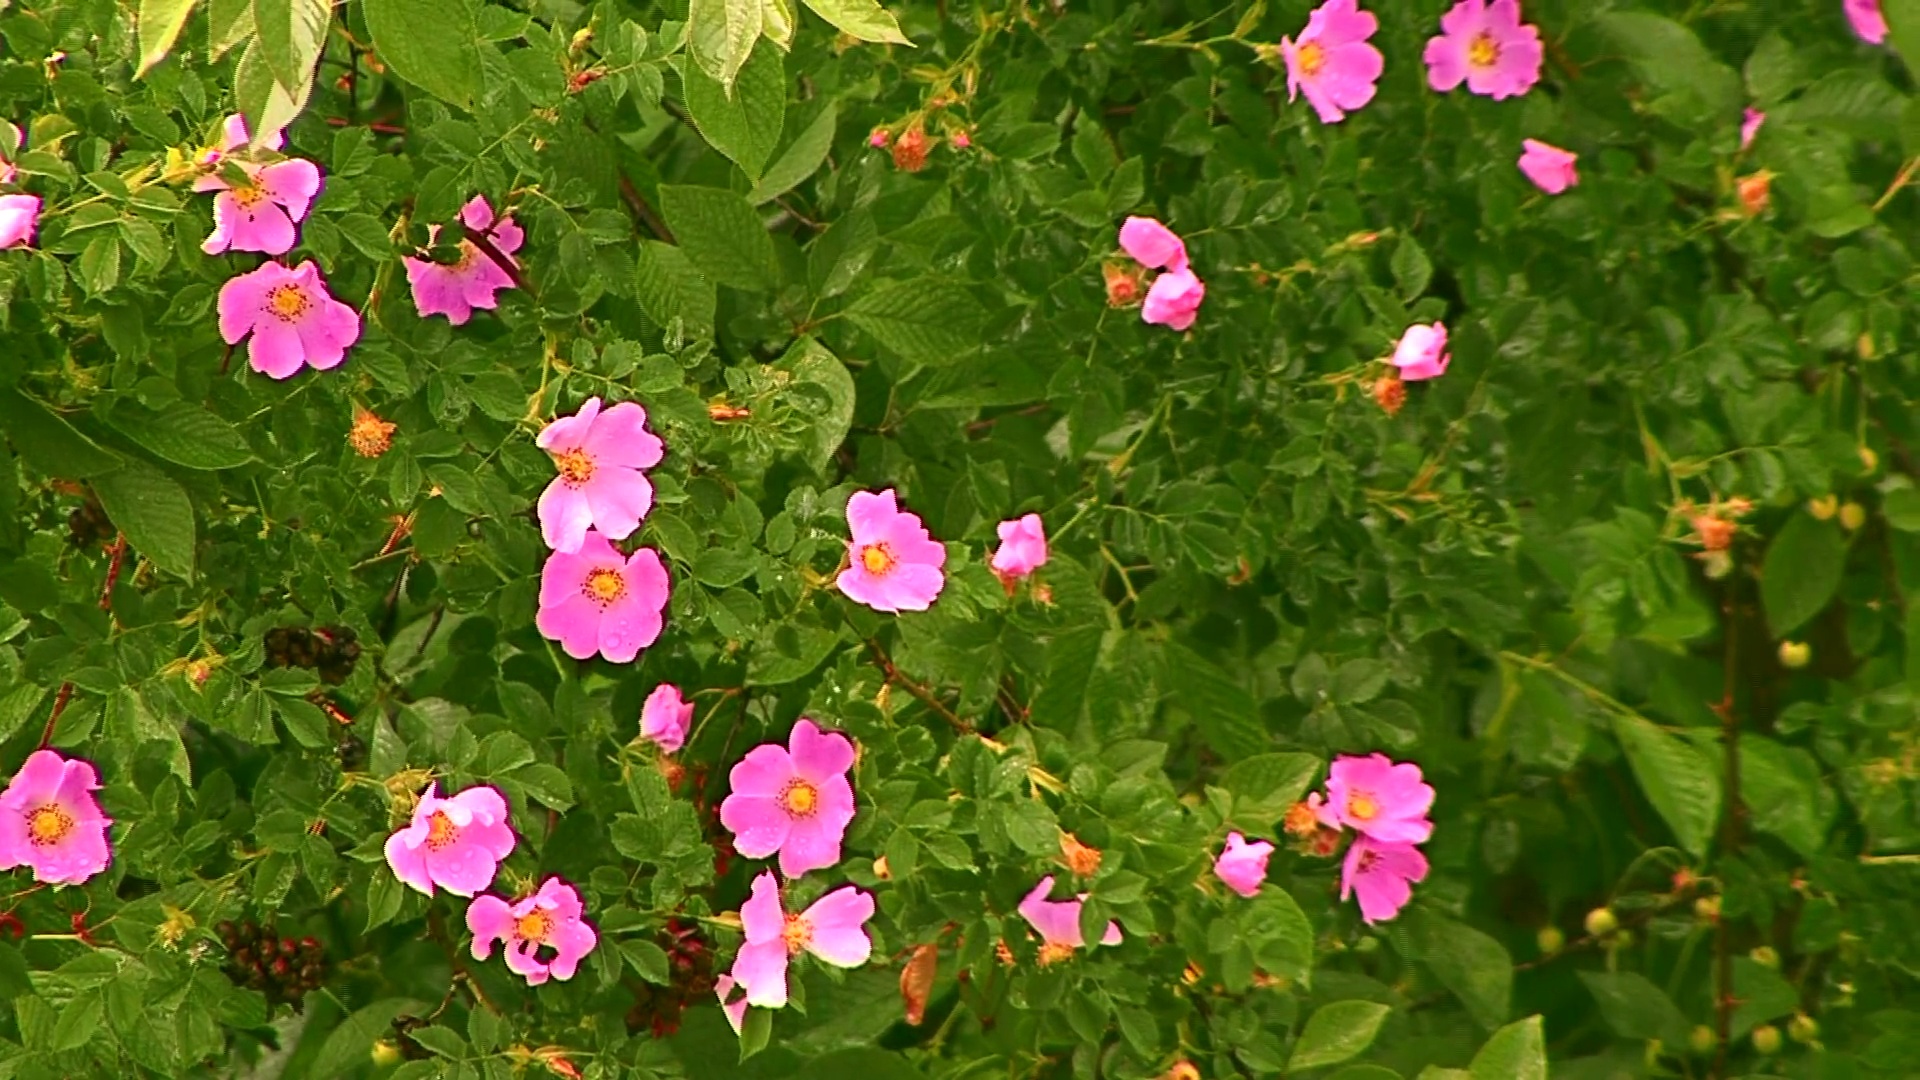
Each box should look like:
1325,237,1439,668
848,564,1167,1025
0,0,1916,1076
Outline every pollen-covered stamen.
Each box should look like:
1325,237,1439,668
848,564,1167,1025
26,805,72,846
515,910,553,944
266,284,311,323
780,779,820,818
554,447,595,487
1295,41,1327,77
1346,791,1379,821
782,913,812,954
859,543,896,576
229,183,267,210
425,811,457,850
1467,30,1500,68
1037,942,1075,966
581,567,627,608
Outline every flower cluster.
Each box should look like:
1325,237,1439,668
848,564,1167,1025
1290,754,1436,924
1115,217,1206,331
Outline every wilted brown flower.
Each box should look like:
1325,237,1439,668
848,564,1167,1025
892,127,930,172
1059,831,1103,877
1371,374,1406,417
349,408,396,458
1104,261,1145,307
900,943,937,1025
1737,170,1772,216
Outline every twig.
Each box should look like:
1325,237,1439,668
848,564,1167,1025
466,227,529,295
98,533,126,612
1873,156,1920,213
619,177,675,243
38,683,73,749
866,638,972,734
1710,556,1745,1078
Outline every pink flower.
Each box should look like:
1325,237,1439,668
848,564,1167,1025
194,154,321,256
990,513,1049,579
869,128,890,148
0,121,21,186
1281,0,1385,124
535,530,670,663
951,130,972,149
1213,832,1274,898
1142,268,1206,331
1518,138,1578,194
404,195,525,325
719,718,856,878
534,396,665,553
715,974,749,1033
1847,0,1888,43
1423,0,1544,101
1315,753,1435,843
0,194,39,249
837,489,947,613
217,260,362,379
1741,107,1766,149
382,782,516,897
467,876,598,985
730,871,875,1008
1391,322,1451,382
200,113,282,167
1118,216,1189,272
1340,838,1429,924
640,683,695,753
0,750,112,885
1018,875,1123,963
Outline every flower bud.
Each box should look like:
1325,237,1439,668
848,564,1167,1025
1750,944,1779,968
1536,926,1564,954
1859,446,1879,473
1777,641,1810,669
1788,1012,1819,1044
1688,1024,1716,1054
1751,1024,1782,1056
1808,495,1837,521
1737,171,1772,216
1371,374,1406,417
1838,502,1866,531
1583,906,1618,937
1693,895,1721,922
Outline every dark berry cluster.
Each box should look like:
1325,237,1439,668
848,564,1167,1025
624,920,717,1038
218,920,327,1009
263,625,362,685
66,498,115,550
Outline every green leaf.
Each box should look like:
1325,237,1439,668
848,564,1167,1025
0,389,123,478
362,0,485,109
310,998,430,1079
50,991,102,1052
1577,971,1689,1045
235,37,311,148
1242,889,1314,987
103,401,254,470
1593,12,1740,129
1759,513,1846,637
1883,488,1920,532
844,279,988,365
622,939,671,984
1225,752,1320,827
801,0,911,44
633,239,717,337
1468,1016,1545,1080
688,0,764,90
751,102,838,205
1883,0,1920,86
1165,643,1267,760
253,0,330,98
93,458,197,579
208,0,253,58
1740,736,1829,857
1291,1001,1391,1071
657,186,778,291
137,0,198,75
516,762,575,811
683,46,786,183
1611,711,1720,858
775,336,855,474
1406,910,1511,1031
1391,235,1432,301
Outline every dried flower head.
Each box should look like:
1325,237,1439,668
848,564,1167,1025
892,127,931,172
349,408,396,458
1059,831,1103,877
1372,374,1406,417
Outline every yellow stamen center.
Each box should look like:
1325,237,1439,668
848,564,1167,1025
425,811,457,849
582,567,625,607
782,913,812,954
516,910,553,943
1467,31,1500,69
1347,792,1379,821
1038,942,1076,966
781,779,820,817
266,284,309,322
26,805,71,846
860,543,896,575
229,183,267,209
554,447,594,486
1295,42,1326,77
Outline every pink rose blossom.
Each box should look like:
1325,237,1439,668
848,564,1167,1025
1341,837,1429,924
1118,216,1189,272
719,718,856,878
1142,267,1206,331
1741,107,1766,149
534,396,665,553
0,121,21,186
990,513,1049,579
1518,138,1579,194
0,750,112,885
715,974,749,1033
404,195,525,325
1847,0,1888,43
730,871,875,1008
640,683,695,753
382,782,516,897
1281,0,1385,124
535,530,669,663
1018,875,1123,962
467,876,598,985
217,260,362,379
837,489,947,613
1315,753,1435,843
1391,322,1451,382
200,113,283,168
0,194,40,250
1213,832,1274,898
194,154,321,256
1423,0,1544,101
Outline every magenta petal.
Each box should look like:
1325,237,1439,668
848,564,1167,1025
1018,877,1085,947
845,489,900,541
248,320,307,380
802,887,874,967
741,872,786,943
583,401,666,469
537,593,604,660
790,719,854,781
720,794,791,859
582,468,653,542
536,397,603,451
539,482,595,554
259,159,322,220
466,896,513,959
778,815,844,878
733,940,790,1008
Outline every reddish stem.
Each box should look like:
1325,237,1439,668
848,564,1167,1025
38,683,73,749
98,533,126,612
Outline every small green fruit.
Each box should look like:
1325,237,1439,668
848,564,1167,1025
1807,495,1837,521
1788,1013,1819,1044
371,1040,404,1067
1536,926,1565,955
1584,906,1618,937
1839,502,1866,531
1693,895,1721,921
1688,1025,1716,1054
1778,641,1810,669
1751,1024,1782,1056
1750,945,1780,968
